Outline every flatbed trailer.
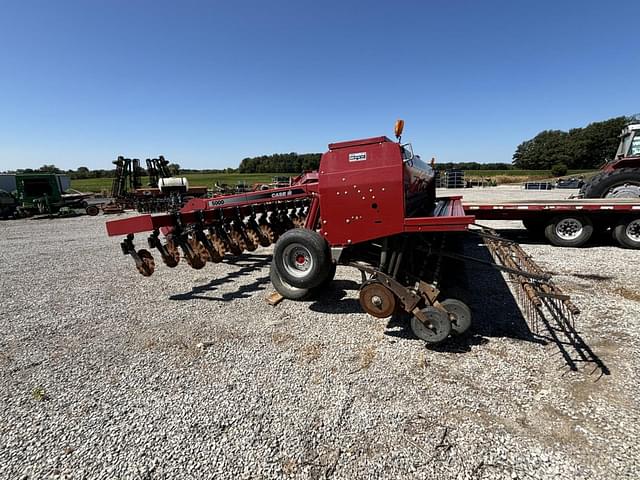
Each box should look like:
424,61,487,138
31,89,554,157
464,198,640,248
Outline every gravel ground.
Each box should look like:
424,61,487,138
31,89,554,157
1,186,639,480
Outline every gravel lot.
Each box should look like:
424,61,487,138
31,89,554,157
1,186,639,479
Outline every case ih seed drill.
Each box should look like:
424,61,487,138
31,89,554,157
106,122,577,344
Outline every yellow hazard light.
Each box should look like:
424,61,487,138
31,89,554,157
394,119,404,139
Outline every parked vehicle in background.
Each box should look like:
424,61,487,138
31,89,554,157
0,189,17,219
581,121,640,198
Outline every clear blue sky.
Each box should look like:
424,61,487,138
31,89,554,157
0,0,634,171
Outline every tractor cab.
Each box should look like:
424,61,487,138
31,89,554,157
615,123,640,159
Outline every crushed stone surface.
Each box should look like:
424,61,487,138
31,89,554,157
0,186,638,479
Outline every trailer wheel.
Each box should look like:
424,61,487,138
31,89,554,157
273,229,331,289
410,307,451,344
544,214,593,247
613,218,640,249
440,299,472,335
269,262,313,300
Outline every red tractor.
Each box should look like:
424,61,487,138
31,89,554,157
581,121,640,198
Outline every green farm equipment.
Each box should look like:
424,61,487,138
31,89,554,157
13,173,97,216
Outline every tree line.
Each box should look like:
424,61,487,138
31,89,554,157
2,116,628,176
238,152,322,173
512,116,628,170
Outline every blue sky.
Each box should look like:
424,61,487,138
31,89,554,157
0,0,634,171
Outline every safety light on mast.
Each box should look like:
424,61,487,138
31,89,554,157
394,119,404,142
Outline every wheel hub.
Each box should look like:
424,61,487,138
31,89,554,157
556,218,583,240
606,183,640,198
627,219,640,242
282,244,313,278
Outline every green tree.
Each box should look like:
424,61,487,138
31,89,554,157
513,116,629,170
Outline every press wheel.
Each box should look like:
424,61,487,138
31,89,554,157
359,280,397,318
410,306,451,344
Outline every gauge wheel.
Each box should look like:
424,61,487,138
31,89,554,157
440,298,472,335
410,306,452,343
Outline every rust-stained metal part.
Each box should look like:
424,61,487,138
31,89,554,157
185,236,207,269
205,232,225,262
226,228,246,256
359,280,397,318
243,225,260,252
136,249,155,276
163,236,181,267
259,222,277,245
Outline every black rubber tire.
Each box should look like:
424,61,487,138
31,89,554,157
273,229,331,289
544,214,594,247
85,205,99,216
269,262,313,300
613,217,640,249
581,168,640,198
318,262,337,288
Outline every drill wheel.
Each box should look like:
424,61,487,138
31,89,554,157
136,249,155,277
162,237,181,268
206,233,224,263
185,237,207,269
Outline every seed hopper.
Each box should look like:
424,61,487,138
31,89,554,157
105,122,578,344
